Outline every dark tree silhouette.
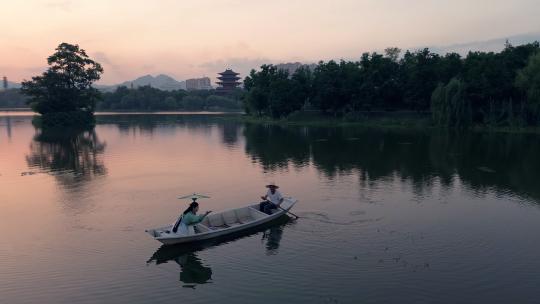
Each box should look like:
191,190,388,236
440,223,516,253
21,43,103,126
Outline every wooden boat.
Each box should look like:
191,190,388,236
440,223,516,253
146,197,297,245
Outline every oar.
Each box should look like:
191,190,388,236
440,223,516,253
278,206,299,219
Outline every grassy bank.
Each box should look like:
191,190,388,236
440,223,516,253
233,111,431,129
230,111,540,134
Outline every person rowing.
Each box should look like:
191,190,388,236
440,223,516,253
172,202,211,235
259,183,284,215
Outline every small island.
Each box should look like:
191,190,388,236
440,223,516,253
21,43,103,127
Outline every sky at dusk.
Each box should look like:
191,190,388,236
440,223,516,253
1,0,540,84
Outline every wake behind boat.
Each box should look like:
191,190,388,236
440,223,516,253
146,197,297,245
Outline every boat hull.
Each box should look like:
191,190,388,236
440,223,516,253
146,198,297,245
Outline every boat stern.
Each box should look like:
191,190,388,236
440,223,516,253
281,197,298,211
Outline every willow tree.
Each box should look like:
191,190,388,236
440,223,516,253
21,43,103,126
516,52,540,121
431,78,471,128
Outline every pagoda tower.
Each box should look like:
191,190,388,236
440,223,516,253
216,69,241,94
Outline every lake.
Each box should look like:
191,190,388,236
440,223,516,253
1,112,540,304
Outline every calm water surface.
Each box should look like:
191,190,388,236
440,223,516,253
1,112,540,304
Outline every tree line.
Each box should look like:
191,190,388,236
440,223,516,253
1,84,244,111
243,42,540,127
0,89,28,108
17,42,242,127
98,86,242,111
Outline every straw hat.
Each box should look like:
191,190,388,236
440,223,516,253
265,182,279,189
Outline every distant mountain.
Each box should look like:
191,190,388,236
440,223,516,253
275,62,317,74
97,74,186,92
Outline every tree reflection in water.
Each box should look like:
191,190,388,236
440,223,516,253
218,120,241,148
26,127,107,189
97,114,222,138
243,124,310,171
242,123,540,202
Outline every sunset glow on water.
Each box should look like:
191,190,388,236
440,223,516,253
2,113,540,303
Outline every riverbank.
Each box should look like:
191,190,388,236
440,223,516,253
0,107,30,111
99,109,243,114
0,109,244,116
239,114,429,129
231,111,540,134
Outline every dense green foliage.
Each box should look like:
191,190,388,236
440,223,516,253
516,52,540,120
243,65,308,117
0,89,28,108
33,111,96,128
243,42,540,126
98,86,242,111
431,78,471,128
21,43,103,126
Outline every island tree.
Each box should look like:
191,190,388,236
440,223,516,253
21,42,103,126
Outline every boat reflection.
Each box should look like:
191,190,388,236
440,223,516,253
262,224,285,255
147,216,291,287
175,252,213,288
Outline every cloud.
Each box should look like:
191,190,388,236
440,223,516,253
428,32,540,55
89,51,138,84
24,66,46,74
92,51,114,66
44,0,73,11
140,64,157,71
